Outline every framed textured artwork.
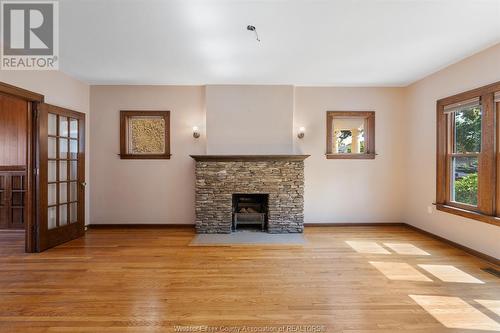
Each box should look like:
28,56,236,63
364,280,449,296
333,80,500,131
119,110,171,159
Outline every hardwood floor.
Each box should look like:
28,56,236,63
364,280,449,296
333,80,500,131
0,226,498,332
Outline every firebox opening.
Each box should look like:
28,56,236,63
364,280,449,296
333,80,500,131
232,194,269,232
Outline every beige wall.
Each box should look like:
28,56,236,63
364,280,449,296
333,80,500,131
6,46,498,258
294,87,406,223
89,86,205,224
89,85,406,226
206,85,294,154
0,71,91,225
404,43,500,258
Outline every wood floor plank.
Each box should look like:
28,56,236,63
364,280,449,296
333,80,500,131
0,226,498,332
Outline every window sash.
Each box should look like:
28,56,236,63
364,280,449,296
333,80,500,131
449,105,482,154
447,153,479,208
444,102,491,212
443,97,480,113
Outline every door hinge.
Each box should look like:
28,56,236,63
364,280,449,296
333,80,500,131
33,168,39,176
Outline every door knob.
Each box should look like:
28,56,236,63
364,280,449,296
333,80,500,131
80,182,87,187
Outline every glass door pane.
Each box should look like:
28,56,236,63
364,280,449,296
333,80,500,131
48,206,56,230
48,184,56,205
70,203,77,223
48,113,57,135
59,116,68,137
70,182,77,202
59,138,68,159
69,118,78,138
69,139,78,159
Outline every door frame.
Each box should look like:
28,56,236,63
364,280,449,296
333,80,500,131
0,82,44,252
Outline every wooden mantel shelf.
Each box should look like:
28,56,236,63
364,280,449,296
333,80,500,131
190,155,310,162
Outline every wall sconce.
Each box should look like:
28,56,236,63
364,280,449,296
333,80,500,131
297,127,305,139
192,126,200,139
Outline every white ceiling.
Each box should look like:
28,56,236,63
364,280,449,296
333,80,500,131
59,0,500,86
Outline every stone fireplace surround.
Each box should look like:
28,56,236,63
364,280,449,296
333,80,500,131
191,155,309,234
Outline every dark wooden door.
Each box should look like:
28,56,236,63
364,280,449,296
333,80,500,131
0,93,28,167
36,103,85,251
0,92,29,230
0,171,27,229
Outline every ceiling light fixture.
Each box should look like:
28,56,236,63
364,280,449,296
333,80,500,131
247,25,260,42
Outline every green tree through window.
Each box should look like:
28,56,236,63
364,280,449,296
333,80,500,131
454,106,481,153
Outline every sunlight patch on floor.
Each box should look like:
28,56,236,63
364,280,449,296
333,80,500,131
409,295,500,331
370,261,432,282
418,264,484,284
345,241,390,254
475,299,500,316
383,242,430,255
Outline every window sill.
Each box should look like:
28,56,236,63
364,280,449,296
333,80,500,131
435,204,500,227
326,153,376,160
119,153,171,160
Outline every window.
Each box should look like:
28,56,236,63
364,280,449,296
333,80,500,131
326,111,375,159
436,81,500,227
120,111,171,159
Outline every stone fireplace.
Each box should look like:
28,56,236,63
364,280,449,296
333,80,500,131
191,155,309,234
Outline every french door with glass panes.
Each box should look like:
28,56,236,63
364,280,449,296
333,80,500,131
37,104,85,251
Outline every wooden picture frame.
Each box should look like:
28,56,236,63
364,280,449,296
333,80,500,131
326,111,375,159
119,110,171,159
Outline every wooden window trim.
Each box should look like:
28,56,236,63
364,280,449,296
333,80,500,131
436,80,500,226
326,153,376,160
326,111,375,159
435,204,500,227
497,100,500,217
119,110,171,160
